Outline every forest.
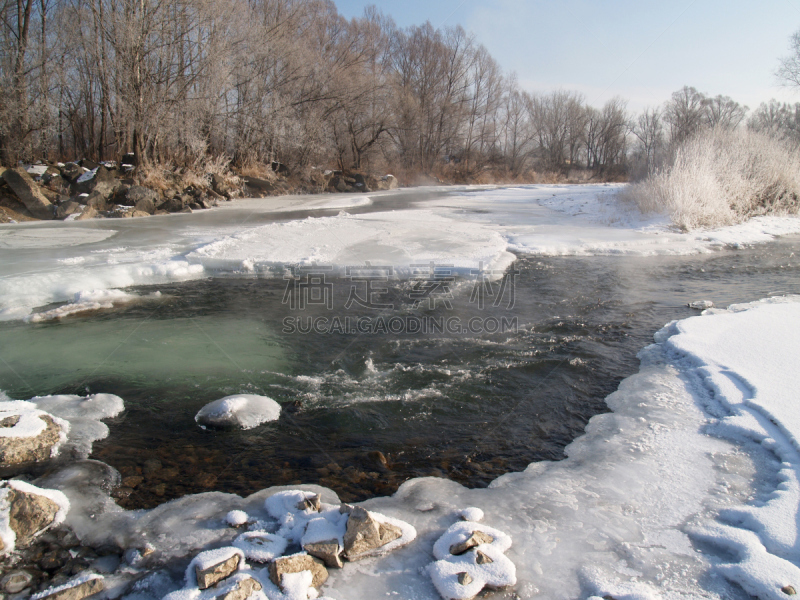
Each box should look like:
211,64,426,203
2,0,799,184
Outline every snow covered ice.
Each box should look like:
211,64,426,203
2,184,800,321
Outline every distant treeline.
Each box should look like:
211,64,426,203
1,0,798,179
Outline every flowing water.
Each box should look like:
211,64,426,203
1,232,799,508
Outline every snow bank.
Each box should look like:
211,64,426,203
195,395,281,430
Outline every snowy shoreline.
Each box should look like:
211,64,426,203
2,184,800,323
1,296,797,600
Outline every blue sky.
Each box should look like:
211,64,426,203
334,0,800,112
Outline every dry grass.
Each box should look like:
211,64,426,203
621,128,800,230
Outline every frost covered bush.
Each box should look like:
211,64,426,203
621,128,800,230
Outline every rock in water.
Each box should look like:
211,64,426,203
268,553,328,590
688,300,714,310
195,553,240,590
2,168,54,219
195,395,281,430
342,506,403,561
0,413,64,467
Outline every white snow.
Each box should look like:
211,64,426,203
187,209,516,278
195,395,281,430
226,510,249,527
76,168,97,184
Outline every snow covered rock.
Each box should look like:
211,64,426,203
211,575,262,600
32,574,104,600
225,510,249,528
268,552,328,591
0,405,67,467
429,520,516,600
0,480,69,554
195,395,281,430
342,506,402,561
189,548,244,589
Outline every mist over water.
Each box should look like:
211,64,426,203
2,236,799,508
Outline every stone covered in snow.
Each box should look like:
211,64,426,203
268,552,328,591
429,520,516,600
0,402,68,468
187,547,245,590
0,480,69,554
31,573,104,600
195,395,281,430
342,506,402,561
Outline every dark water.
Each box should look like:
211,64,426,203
1,237,799,508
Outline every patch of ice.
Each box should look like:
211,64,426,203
195,395,281,430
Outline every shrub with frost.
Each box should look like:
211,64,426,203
621,128,800,230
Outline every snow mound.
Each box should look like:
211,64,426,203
187,209,515,278
233,531,288,562
195,395,281,430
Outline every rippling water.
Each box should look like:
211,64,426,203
1,237,799,507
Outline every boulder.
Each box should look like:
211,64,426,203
35,576,104,600
0,414,63,467
42,173,70,195
4,485,62,548
59,163,84,183
2,168,55,219
133,195,155,214
56,201,83,220
449,530,494,556
342,506,402,561
1,570,33,593
303,540,343,569
242,176,274,196
74,206,98,221
374,174,399,191
213,576,262,600
114,185,158,210
268,554,327,590
80,159,99,170
210,174,233,199
196,553,240,590
83,191,108,212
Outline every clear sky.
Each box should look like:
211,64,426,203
334,0,800,113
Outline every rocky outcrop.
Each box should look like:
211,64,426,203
0,414,64,467
303,539,343,568
2,168,55,219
